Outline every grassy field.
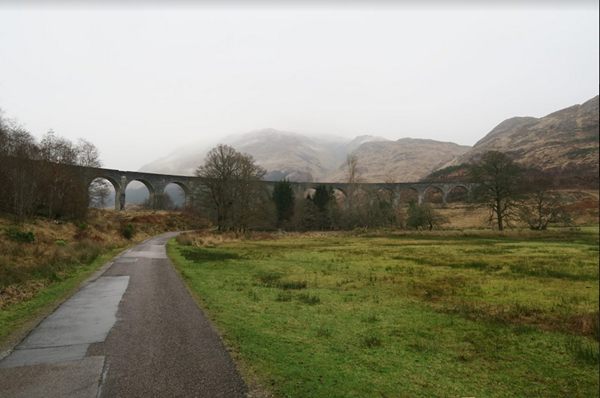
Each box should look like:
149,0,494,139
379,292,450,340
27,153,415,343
168,231,599,398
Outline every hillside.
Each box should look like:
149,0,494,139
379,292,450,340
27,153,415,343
326,138,470,183
441,96,599,175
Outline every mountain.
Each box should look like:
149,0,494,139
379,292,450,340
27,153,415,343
441,96,599,175
140,130,467,183
140,129,351,181
140,96,599,185
326,138,470,183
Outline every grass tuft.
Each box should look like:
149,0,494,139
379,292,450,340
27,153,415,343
278,281,308,290
565,335,600,365
297,293,321,305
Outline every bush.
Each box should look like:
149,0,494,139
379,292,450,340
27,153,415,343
175,233,194,246
122,223,136,240
4,227,37,243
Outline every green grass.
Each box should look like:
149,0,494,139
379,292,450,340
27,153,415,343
0,247,123,345
168,231,599,398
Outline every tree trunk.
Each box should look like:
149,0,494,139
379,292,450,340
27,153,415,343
496,205,504,231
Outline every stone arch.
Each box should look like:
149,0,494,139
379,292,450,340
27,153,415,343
332,188,349,209
399,187,420,205
377,188,395,204
88,176,119,210
163,181,192,209
352,187,373,208
332,187,349,199
304,188,316,199
124,179,156,211
446,185,470,203
423,186,445,205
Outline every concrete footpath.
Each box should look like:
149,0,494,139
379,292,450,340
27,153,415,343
0,232,248,398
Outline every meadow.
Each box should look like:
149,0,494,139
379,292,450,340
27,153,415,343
168,230,600,398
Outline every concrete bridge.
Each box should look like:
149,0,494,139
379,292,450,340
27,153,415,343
84,167,473,211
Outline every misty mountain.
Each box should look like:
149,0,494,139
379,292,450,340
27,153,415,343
139,95,599,185
140,129,393,182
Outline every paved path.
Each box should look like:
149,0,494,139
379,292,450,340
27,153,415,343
0,232,248,398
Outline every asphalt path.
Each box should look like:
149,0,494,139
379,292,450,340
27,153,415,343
0,232,248,398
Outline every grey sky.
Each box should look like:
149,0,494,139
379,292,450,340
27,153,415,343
0,2,598,171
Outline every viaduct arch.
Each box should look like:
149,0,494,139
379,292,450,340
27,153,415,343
83,166,473,211
269,181,474,206
85,168,196,211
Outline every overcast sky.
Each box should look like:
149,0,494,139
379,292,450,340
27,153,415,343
0,1,598,171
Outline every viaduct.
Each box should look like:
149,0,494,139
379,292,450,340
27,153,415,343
84,167,473,211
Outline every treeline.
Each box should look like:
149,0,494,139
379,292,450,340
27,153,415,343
0,112,104,222
193,145,449,232
195,146,578,232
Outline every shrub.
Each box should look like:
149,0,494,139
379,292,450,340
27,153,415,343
176,233,194,246
298,293,321,305
5,227,37,243
123,223,135,240
55,239,68,247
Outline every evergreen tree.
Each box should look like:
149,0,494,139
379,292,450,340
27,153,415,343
309,185,336,230
272,179,296,228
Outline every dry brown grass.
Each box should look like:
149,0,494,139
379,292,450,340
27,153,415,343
0,209,210,309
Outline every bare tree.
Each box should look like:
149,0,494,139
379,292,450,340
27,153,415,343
75,138,109,210
518,176,570,230
76,139,103,168
0,124,44,221
469,151,524,231
195,144,267,232
342,154,364,227
38,131,98,218
345,154,363,186
0,113,106,220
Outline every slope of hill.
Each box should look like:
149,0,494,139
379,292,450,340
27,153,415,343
326,138,470,183
442,96,599,175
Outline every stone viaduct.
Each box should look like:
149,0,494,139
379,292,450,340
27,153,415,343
84,167,474,211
